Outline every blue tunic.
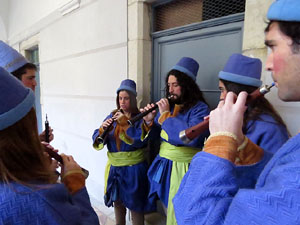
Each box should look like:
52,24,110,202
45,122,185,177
147,101,210,207
92,113,155,212
234,114,289,188
173,134,300,225
0,182,99,225
245,114,289,154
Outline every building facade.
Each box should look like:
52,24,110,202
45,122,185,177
1,0,298,214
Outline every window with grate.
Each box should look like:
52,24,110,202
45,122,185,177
154,0,245,32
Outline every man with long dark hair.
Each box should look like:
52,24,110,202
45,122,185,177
173,1,300,224
143,57,210,225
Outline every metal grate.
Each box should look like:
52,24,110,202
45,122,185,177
154,0,203,32
154,0,245,32
203,0,245,21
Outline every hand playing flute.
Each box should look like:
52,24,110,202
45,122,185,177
156,98,170,114
209,91,247,145
102,110,124,129
142,103,157,126
39,126,54,142
112,110,124,120
42,142,60,183
102,118,114,130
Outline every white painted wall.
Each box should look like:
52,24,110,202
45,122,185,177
4,0,128,208
8,0,72,38
0,17,7,41
264,71,300,136
0,0,9,40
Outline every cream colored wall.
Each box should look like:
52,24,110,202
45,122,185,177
4,0,128,207
243,0,300,136
128,0,152,107
0,17,7,40
0,0,8,40
8,0,77,41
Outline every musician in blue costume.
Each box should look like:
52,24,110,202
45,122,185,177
173,1,300,224
143,57,210,225
92,79,155,225
218,54,289,189
0,67,99,225
218,54,289,155
0,41,54,143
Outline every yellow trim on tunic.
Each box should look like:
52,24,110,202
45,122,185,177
141,121,151,141
104,148,145,193
160,130,169,141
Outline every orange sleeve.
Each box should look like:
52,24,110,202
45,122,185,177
204,136,264,165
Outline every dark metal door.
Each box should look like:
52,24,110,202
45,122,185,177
152,14,244,109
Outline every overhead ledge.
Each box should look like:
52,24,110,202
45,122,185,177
59,0,81,16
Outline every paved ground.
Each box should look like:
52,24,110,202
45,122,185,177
92,201,166,225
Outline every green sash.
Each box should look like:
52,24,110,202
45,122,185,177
104,149,145,193
159,141,199,163
159,141,200,225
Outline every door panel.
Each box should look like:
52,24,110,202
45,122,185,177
152,17,243,109
26,47,42,133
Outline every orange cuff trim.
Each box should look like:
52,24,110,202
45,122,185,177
204,135,238,163
236,139,264,166
158,111,171,125
62,173,85,194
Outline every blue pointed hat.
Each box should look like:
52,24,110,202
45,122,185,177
267,0,300,22
172,57,199,81
219,54,262,87
0,67,35,130
116,79,137,96
0,41,28,73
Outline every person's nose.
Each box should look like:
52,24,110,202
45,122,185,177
33,79,37,86
265,52,274,72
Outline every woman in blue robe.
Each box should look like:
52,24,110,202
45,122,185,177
218,54,289,187
92,79,155,225
0,67,99,225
